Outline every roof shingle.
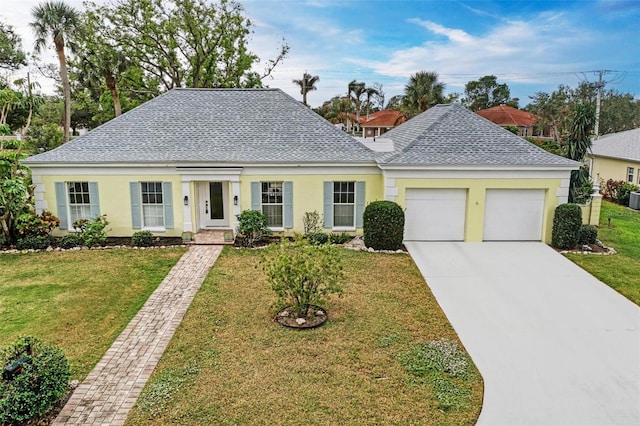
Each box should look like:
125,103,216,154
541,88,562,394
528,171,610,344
591,127,640,162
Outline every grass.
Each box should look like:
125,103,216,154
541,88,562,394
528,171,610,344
0,248,186,379
566,200,640,305
126,247,483,425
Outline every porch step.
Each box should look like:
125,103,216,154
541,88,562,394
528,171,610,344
191,229,235,245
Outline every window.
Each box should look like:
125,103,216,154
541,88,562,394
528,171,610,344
637,169,640,185
261,182,283,228
141,182,164,228
628,167,634,183
68,182,92,223
333,181,355,227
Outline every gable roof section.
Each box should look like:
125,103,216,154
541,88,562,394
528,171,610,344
591,127,640,162
377,104,577,167
476,105,537,127
25,88,376,165
360,110,406,128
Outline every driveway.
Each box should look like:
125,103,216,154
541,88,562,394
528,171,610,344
405,242,640,426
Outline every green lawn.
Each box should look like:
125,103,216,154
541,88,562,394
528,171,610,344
0,248,186,379
126,248,483,425
566,201,640,305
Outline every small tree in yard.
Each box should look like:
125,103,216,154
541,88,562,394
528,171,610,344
236,210,270,247
262,238,343,320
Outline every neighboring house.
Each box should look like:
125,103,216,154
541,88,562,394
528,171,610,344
24,88,578,243
476,105,552,139
589,127,640,186
360,109,406,138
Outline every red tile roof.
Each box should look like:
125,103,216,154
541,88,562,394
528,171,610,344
476,105,537,127
360,110,406,127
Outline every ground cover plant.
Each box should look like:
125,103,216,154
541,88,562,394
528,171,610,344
0,248,186,379
566,201,640,305
127,247,482,425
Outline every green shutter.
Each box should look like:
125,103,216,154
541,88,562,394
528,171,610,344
89,182,100,218
162,182,174,229
130,182,141,229
355,181,366,228
251,182,261,211
323,181,333,228
55,182,68,230
284,181,293,229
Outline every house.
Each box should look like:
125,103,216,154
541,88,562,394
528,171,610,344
360,109,406,138
589,127,640,185
476,104,552,139
24,88,578,243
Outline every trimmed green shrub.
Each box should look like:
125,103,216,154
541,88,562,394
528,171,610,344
363,201,404,250
236,210,271,248
578,224,598,245
16,235,52,250
72,214,110,247
306,232,329,245
328,232,352,245
0,336,70,424
551,203,582,249
616,182,640,206
132,230,155,247
59,234,84,249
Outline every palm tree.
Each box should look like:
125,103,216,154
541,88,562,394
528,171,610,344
403,71,445,117
292,72,319,106
31,1,78,142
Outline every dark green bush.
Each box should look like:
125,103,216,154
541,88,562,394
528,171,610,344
0,336,70,424
551,203,583,249
59,233,84,249
306,232,329,245
16,235,52,250
578,224,598,245
616,182,640,206
328,232,352,245
235,210,271,248
132,230,155,247
363,201,404,250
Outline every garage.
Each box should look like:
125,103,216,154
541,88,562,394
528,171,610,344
483,189,545,241
405,189,467,241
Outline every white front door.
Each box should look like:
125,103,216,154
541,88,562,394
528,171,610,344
198,182,228,228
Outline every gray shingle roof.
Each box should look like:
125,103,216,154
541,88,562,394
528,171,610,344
377,104,578,167
591,127,640,162
25,88,376,164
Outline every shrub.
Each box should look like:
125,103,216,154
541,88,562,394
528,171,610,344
602,179,624,200
262,237,343,319
551,203,582,249
302,211,322,235
363,200,404,250
578,224,598,245
59,233,84,249
16,235,52,250
0,336,70,424
616,182,640,206
328,232,352,245
132,230,155,247
15,210,60,237
235,210,270,248
72,214,110,247
306,232,329,245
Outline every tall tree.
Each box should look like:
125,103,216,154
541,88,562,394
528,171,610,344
348,80,366,124
30,1,78,143
403,71,445,117
292,72,319,106
0,21,27,71
463,75,517,111
564,103,596,203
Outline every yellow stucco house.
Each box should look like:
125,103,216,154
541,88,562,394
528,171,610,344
23,88,578,243
589,127,640,186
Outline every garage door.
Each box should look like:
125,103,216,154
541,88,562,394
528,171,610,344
405,189,467,241
483,189,545,241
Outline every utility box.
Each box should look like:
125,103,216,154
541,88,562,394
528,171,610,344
629,192,640,210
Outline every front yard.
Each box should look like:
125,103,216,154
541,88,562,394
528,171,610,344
566,201,640,305
126,248,483,425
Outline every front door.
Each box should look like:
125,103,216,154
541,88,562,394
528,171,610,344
199,182,228,228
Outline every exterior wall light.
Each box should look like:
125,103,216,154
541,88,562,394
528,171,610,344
183,196,189,206
233,195,238,206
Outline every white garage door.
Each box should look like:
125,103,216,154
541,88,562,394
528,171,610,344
405,189,467,241
483,189,545,241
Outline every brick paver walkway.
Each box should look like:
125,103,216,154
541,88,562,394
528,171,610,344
53,245,222,425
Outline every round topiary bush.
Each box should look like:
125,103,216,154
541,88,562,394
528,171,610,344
132,230,155,247
0,336,70,424
59,233,84,249
363,200,405,250
551,203,583,249
578,224,598,245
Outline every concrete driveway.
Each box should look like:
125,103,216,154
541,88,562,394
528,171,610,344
405,242,640,426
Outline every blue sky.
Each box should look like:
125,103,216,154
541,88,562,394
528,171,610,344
3,0,639,107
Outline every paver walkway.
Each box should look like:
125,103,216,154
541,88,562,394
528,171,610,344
53,245,222,425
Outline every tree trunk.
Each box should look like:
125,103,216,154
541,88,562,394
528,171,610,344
55,38,71,143
105,74,122,117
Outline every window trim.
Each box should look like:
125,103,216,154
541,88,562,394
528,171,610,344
139,181,166,231
67,181,92,227
332,181,356,230
627,167,634,183
260,181,284,230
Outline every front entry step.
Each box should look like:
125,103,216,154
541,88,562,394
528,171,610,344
191,229,235,245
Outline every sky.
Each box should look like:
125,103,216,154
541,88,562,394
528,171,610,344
1,0,639,108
